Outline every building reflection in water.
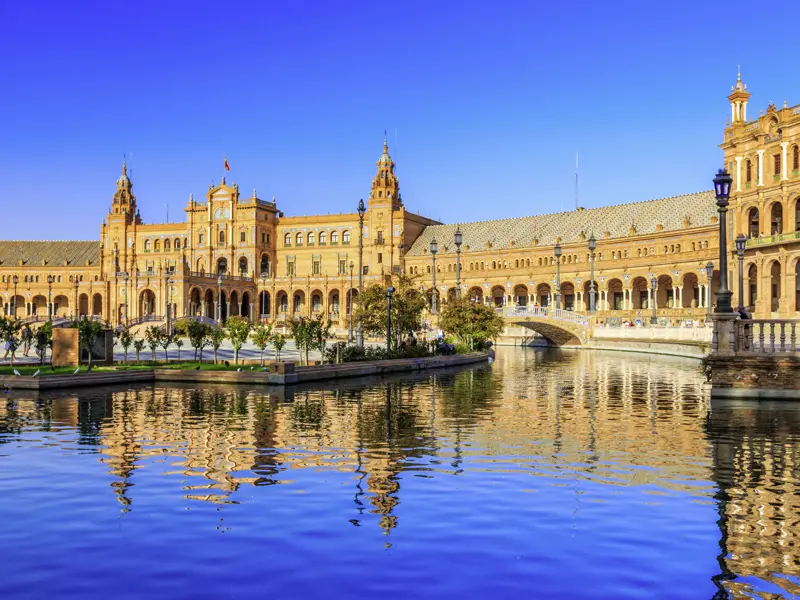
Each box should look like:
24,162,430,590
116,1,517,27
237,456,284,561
707,401,800,599
1,348,798,594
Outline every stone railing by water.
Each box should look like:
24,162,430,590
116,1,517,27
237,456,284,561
733,319,799,356
502,306,591,326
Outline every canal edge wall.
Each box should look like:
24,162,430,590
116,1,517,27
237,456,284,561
0,352,489,390
708,355,800,400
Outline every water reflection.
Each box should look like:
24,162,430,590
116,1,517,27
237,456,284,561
1,348,798,598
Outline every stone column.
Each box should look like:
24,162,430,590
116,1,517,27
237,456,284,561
250,303,255,322
781,142,789,181
757,150,765,187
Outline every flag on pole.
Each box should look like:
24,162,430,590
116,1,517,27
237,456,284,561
224,156,230,172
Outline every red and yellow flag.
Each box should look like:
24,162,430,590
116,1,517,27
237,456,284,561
224,156,230,172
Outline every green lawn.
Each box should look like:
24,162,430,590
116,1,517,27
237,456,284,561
0,362,270,377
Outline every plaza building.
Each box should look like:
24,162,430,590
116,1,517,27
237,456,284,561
1,74,799,329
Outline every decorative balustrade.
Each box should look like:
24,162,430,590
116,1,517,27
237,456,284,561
733,319,798,356
502,306,591,326
189,271,254,282
745,231,800,248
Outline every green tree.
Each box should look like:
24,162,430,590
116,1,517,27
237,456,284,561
35,321,53,365
1,317,22,365
271,332,287,362
133,339,145,362
175,337,184,360
77,318,104,370
116,327,133,364
251,322,273,365
289,317,316,365
354,275,426,351
439,297,505,351
159,328,174,361
187,320,209,362
144,325,163,361
311,315,333,364
226,315,251,365
206,325,227,364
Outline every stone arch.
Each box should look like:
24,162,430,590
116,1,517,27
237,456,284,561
768,200,784,235
747,206,760,238
292,290,305,314
746,263,758,310
513,284,528,306
139,289,156,316
276,290,289,315
328,289,340,315
189,287,202,316
53,295,70,318
238,256,249,276
631,276,649,309
656,274,674,308
241,291,251,319
260,253,271,276
92,293,103,316
217,258,228,275
78,293,89,317
467,286,483,303
536,283,551,307
446,287,458,302
203,289,215,319
560,281,575,310
31,295,47,317
768,259,781,312
258,291,271,317
606,278,623,310
490,285,505,307
682,272,699,308
229,290,240,316
310,289,324,313
196,257,206,275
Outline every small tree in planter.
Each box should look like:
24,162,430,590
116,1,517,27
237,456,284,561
77,318,104,371
144,326,163,361
206,325,227,365
133,339,145,362
226,315,251,365
159,329,174,362
35,321,53,365
289,317,313,365
187,320,209,362
252,322,273,366
116,327,133,364
175,337,183,361
311,316,333,364
271,332,287,362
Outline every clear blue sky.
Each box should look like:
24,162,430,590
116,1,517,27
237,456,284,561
2,1,798,240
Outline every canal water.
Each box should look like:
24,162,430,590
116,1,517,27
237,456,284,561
1,348,798,599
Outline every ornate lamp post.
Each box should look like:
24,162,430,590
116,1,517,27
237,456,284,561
650,275,658,325
705,262,714,322
164,270,170,333
356,198,366,346
554,243,562,310
386,286,395,356
735,234,747,312
47,275,53,321
348,260,355,343
73,275,79,319
217,275,223,324
712,169,734,313
123,272,129,324
260,272,268,320
588,234,597,313
454,226,463,298
12,274,18,319
430,238,438,314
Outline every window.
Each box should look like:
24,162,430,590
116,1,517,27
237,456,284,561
296,232,303,246
331,231,339,244
175,238,181,251
262,232,266,244
377,253,382,264
342,230,350,244
144,240,151,252
746,160,752,183
377,230,384,244
794,146,800,171
284,233,292,246
363,266,369,275
774,154,781,176
165,239,171,251
338,260,346,275
312,259,320,275
219,230,225,245
307,232,315,246
319,231,327,245
241,231,246,243
199,234,204,246
154,239,161,252
287,261,295,276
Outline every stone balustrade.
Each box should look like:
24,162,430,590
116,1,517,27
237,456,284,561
733,319,799,356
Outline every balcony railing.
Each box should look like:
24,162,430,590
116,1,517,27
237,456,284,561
745,231,800,248
189,271,254,282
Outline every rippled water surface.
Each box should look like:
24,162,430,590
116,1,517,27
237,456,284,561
1,348,799,599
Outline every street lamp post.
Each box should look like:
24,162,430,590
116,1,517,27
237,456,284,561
554,243,562,310
164,271,170,334
47,275,53,321
735,234,747,312
454,226,463,298
74,276,79,319
712,169,734,313
357,199,366,346
348,260,355,343
12,275,18,320
386,286,395,356
588,234,597,313
430,238,438,314
650,275,658,325
260,272,267,320
705,262,714,322
217,276,223,324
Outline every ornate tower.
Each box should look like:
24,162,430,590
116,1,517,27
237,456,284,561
728,67,751,125
369,139,402,210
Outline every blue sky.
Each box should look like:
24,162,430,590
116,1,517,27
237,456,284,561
2,1,798,240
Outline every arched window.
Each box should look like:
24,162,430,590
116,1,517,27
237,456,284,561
745,160,752,183
284,233,291,246
331,231,339,244
691,242,696,251
663,245,668,254
154,239,161,252
676,244,680,252
219,230,225,244
319,231,327,244
612,251,616,260
427,265,431,274
239,257,248,275
175,238,181,251
480,262,484,270
144,240,151,252
793,145,800,172
526,259,530,267
307,232,315,245
165,239,171,251
342,230,350,244
296,232,303,246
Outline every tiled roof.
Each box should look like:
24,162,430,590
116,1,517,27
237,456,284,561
0,241,101,267
407,191,716,255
